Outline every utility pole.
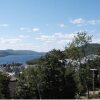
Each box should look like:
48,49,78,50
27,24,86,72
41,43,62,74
90,68,97,98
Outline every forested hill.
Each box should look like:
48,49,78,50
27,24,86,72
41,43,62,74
81,43,100,55
0,50,45,64
0,50,45,57
0,43,99,57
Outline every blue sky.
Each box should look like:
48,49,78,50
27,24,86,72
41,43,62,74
0,0,100,52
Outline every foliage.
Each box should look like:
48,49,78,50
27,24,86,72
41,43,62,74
15,49,77,99
15,32,100,99
40,50,77,99
27,49,66,65
71,31,92,47
0,72,10,99
64,32,94,97
15,66,43,99
65,46,82,60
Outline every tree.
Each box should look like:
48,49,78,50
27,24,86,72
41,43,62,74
15,49,77,99
15,32,100,99
65,46,82,60
65,32,92,98
40,50,77,99
0,72,10,99
15,66,43,99
71,31,92,47
65,31,92,59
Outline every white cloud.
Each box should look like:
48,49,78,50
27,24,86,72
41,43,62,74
71,18,85,25
59,24,65,28
20,27,40,32
20,27,25,31
20,27,32,32
37,32,43,35
19,35,30,38
58,39,71,44
36,32,76,44
0,24,8,27
0,42,36,51
12,43,39,50
32,28,39,32
0,36,37,51
87,20,100,25
35,31,99,51
0,37,22,44
92,38,100,43
71,18,100,25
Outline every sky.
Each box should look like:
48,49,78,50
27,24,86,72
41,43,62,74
0,0,100,52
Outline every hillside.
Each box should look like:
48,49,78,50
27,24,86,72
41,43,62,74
0,50,45,64
0,49,45,57
0,43,99,64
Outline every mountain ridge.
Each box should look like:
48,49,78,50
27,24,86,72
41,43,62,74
0,49,45,57
0,50,46,64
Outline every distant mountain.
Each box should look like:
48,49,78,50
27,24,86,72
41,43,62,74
0,43,99,64
0,49,45,57
0,50,46,64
